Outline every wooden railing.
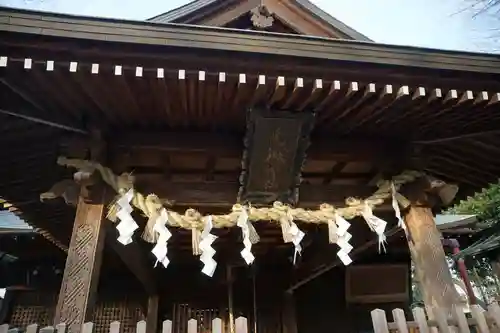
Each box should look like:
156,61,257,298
0,317,248,333
371,304,500,333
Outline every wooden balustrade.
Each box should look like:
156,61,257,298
372,303,500,333
0,316,247,333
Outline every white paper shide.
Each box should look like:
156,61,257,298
335,213,353,266
237,208,255,265
362,203,387,253
391,182,407,234
199,216,218,277
151,208,172,268
281,213,305,265
115,189,139,245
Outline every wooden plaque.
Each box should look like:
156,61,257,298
345,264,410,304
238,108,314,205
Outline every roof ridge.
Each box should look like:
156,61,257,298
293,0,371,41
147,0,218,23
147,0,372,41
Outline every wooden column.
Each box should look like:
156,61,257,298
402,179,461,317
146,295,159,333
226,265,235,333
54,188,107,332
281,293,297,333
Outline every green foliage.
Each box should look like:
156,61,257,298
447,182,500,260
447,182,500,227
445,182,500,301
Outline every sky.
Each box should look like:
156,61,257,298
0,0,498,53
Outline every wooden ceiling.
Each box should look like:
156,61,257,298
1,56,499,253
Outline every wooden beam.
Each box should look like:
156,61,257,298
54,190,107,333
322,162,347,184
106,226,157,295
63,132,405,162
130,179,384,208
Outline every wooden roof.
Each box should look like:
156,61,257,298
1,8,500,257
148,0,372,41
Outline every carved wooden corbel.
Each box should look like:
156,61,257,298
399,175,459,210
40,179,80,206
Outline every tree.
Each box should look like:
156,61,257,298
448,182,500,227
446,182,500,302
459,0,500,50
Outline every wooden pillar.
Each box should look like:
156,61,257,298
281,293,297,333
402,179,461,317
146,295,159,333
54,189,107,332
226,265,235,333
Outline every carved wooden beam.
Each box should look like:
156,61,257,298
54,189,107,333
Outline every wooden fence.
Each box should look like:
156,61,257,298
372,303,500,333
0,316,248,333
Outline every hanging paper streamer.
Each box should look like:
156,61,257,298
115,189,138,245
335,213,353,265
237,208,256,265
281,213,305,265
191,228,202,256
151,208,172,268
361,203,387,253
391,182,405,231
245,213,260,245
327,218,338,244
199,216,218,277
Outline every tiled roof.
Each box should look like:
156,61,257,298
435,214,477,229
0,211,33,232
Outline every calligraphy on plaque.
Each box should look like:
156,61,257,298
238,108,314,205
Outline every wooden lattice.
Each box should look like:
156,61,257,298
0,316,246,333
172,304,221,333
92,301,145,333
5,291,145,333
8,291,57,329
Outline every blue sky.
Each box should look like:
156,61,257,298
0,0,498,53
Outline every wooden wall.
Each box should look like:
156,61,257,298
1,246,412,333
295,268,350,333
295,254,410,333
2,289,146,333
